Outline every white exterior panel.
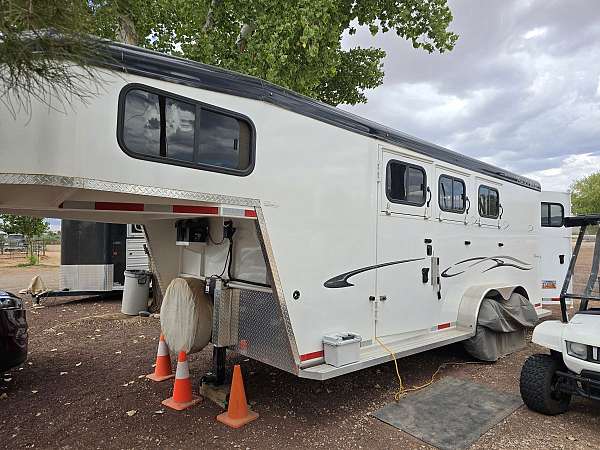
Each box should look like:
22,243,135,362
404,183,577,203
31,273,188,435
0,65,554,378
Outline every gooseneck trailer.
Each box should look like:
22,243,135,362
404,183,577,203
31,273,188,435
0,40,570,380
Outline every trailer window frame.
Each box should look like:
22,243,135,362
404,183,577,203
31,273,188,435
117,83,256,176
385,160,427,207
438,174,466,213
541,202,564,227
478,185,500,219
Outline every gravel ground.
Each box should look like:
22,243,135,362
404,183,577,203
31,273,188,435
0,245,599,449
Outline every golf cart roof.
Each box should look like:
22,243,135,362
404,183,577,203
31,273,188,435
564,215,600,228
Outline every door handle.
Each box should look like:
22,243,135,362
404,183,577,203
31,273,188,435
379,295,387,301
559,254,565,264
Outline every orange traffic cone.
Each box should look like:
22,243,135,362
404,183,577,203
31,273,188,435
146,334,174,382
162,351,201,410
217,364,259,428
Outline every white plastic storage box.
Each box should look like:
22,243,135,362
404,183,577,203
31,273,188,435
323,332,362,367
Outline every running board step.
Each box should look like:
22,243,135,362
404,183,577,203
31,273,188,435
537,308,552,319
299,327,473,381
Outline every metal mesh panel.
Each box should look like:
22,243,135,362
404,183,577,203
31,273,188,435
233,289,297,374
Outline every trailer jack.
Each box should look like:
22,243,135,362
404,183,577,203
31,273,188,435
200,346,230,409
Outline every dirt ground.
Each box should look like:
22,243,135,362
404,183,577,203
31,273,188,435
0,244,599,449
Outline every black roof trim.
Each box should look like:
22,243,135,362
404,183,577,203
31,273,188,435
97,41,541,191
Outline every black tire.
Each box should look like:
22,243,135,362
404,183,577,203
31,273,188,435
520,354,571,415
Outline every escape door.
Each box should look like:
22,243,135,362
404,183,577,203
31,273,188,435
539,191,572,304
376,149,439,337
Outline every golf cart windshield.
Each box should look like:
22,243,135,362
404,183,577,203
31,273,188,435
560,215,600,321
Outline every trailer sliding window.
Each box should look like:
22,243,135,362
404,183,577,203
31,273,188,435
478,185,500,219
439,175,466,213
541,202,564,227
118,84,255,176
386,160,427,206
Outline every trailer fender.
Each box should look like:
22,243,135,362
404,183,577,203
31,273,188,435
457,284,530,332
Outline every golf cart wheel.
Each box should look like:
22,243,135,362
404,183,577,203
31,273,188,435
520,354,571,415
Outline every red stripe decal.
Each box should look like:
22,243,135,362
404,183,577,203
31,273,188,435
300,350,324,362
552,297,561,302
172,205,219,215
437,322,451,330
95,202,144,212
534,303,542,308
244,209,257,218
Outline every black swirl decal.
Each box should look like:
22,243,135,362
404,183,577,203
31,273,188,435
324,258,425,288
441,256,532,278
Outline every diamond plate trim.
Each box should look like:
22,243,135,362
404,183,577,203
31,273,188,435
212,280,240,347
254,208,300,369
233,289,297,374
0,173,260,207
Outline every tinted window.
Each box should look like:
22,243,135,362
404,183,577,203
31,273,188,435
197,110,251,170
453,179,465,210
438,175,466,213
439,176,452,210
541,202,564,227
386,160,426,205
166,98,196,162
119,85,254,175
478,185,500,218
122,90,161,157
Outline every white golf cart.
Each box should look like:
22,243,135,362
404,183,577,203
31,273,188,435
520,215,600,415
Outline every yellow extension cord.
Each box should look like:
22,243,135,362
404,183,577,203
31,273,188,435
375,336,488,401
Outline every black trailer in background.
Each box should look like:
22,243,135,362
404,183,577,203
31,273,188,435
61,220,127,285
34,221,148,304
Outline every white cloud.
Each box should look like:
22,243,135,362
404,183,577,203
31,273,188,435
525,153,600,191
523,27,548,40
341,0,600,189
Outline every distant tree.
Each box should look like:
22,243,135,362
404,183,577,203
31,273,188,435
42,230,62,244
0,214,49,256
571,172,600,215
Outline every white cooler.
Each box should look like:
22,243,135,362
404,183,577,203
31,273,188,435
323,332,362,367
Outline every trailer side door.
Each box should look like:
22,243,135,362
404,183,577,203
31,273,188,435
539,192,571,305
376,148,439,337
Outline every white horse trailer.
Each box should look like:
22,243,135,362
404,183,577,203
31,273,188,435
0,41,568,380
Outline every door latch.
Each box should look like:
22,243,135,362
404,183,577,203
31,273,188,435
379,295,387,301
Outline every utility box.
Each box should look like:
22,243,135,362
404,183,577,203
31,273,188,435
323,332,362,367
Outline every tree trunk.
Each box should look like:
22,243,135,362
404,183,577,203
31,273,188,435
117,14,138,45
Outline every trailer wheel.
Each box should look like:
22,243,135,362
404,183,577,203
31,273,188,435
520,354,571,415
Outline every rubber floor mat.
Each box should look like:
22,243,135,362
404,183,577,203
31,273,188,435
372,377,522,450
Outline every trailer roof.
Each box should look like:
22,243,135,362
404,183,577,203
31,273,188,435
97,41,540,191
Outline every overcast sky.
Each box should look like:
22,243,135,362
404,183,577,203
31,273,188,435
341,0,600,191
